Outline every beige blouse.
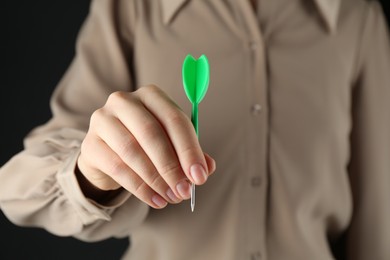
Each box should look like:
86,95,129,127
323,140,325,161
1,0,389,259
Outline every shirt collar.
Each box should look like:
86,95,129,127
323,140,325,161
312,0,341,33
161,0,340,33
161,0,190,24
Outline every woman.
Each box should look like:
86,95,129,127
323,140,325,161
1,0,389,259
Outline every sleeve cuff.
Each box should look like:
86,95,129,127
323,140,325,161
57,148,131,225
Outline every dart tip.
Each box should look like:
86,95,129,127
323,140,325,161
190,183,195,212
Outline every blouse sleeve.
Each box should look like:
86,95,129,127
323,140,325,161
347,2,390,259
0,0,149,241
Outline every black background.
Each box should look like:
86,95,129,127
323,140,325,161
0,1,128,259
1,1,389,259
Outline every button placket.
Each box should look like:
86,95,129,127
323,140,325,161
236,0,269,258
251,104,262,115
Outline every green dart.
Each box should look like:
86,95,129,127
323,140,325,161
182,54,210,212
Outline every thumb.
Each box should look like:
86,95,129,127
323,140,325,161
203,152,216,176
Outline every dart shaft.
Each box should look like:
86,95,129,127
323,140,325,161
191,103,199,137
191,103,199,212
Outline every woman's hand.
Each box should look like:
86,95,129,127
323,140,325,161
77,85,216,209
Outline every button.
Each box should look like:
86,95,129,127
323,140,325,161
251,251,262,260
251,176,262,187
251,104,262,115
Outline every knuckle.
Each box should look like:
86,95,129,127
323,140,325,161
139,121,161,140
117,134,138,158
180,144,202,159
148,171,163,187
178,145,205,170
108,158,127,177
136,84,161,97
167,108,188,123
109,91,127,100
160,161,183,179
90,108,105,125
166,109,187,125
161,108,193,136
107,91,129,105
144,84,160,93
134,181,148,194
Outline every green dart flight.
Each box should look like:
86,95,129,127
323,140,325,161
182,54,210,212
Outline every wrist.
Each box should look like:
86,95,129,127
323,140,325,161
75,165,123,205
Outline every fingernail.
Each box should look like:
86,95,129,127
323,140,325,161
176,180,191,199
152,194,168,208
166,188,180,203
190,164,207,184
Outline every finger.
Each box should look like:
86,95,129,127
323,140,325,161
107,92,191,200
92,110,182,204
137,85,208,185
204,153,216,176
82,134,168,209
